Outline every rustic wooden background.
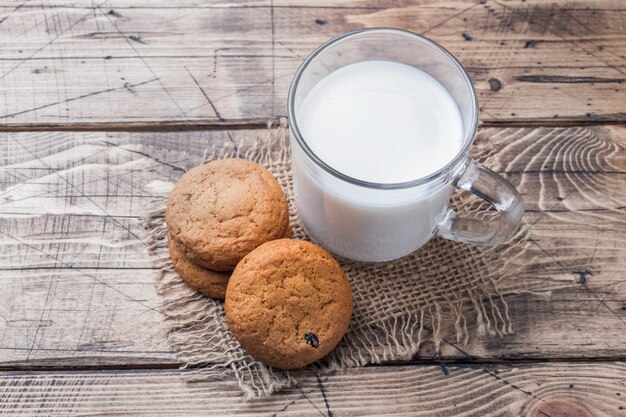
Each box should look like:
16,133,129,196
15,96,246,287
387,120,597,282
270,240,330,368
0,1,625,416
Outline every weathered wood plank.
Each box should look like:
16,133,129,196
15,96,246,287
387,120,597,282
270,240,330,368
0,1,624,128
1,363,624,416
0,131,214,367
1,126,625,368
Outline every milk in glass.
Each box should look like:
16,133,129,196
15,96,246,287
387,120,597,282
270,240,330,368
293,60,464,261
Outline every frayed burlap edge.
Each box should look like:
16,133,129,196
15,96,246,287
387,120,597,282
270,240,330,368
143,119,536,399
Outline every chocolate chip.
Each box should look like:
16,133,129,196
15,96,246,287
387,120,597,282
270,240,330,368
304,331,319,348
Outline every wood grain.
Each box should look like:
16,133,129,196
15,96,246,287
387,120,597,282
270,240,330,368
1,363,624,416
0,0,624,129
1,126,625,369
1,1,624,414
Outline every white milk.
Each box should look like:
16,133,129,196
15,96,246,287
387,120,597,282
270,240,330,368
298,61,463,183
292,60,464,261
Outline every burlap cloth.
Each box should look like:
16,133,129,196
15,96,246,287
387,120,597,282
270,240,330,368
143,120,535,399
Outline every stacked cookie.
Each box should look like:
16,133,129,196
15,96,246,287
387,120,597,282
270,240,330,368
166,158,352,369
166,158,291,298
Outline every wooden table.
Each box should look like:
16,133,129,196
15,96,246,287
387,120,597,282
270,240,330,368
1,1,625,415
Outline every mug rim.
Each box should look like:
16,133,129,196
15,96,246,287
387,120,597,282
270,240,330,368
287,27,480,190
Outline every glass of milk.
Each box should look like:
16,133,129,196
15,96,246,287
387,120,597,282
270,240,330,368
288,28,523,262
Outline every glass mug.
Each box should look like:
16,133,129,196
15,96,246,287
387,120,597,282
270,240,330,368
287,28,523,262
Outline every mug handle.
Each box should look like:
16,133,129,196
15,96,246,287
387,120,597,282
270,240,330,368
435,159,524,245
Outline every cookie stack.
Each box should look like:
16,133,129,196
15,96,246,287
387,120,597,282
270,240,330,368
166,158,352,369
166,158,291,299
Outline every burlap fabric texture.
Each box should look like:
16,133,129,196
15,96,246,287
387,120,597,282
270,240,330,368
143,120,532,399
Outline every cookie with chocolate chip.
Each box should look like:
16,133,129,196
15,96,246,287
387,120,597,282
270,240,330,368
225,239,352,369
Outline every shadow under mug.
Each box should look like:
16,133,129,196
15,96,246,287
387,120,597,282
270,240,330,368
287,28,524,262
